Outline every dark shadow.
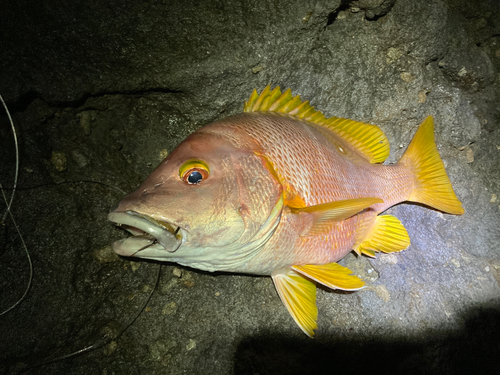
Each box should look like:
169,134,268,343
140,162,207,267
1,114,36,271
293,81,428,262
233,306,500,375
326,0,351,27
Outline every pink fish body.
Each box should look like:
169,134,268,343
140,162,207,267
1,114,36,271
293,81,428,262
109,86,464,336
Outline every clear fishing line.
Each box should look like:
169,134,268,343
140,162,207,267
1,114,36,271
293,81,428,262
22,263,162,370
0,93,34,317
0,94,161,369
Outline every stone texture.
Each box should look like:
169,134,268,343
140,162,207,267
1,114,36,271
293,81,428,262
0,0,499,374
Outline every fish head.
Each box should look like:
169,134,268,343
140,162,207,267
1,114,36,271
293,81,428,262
108,128,283,272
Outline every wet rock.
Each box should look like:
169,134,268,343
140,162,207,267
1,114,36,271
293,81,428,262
50,151,67,172
0,0,499,374
93,245,120,263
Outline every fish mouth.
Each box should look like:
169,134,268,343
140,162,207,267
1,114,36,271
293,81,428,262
108,211,184,257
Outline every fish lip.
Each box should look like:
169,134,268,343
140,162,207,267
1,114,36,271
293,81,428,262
108,211,184,255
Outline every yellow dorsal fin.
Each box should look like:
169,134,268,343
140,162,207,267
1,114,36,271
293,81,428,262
244,85,390,163
291,197,383,235
354,215,411,257
399,116,465,215
320,117,390,163
272,268,318,337
293,263,364,291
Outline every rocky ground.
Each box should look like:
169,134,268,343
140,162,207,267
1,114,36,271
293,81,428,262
0,0,499,374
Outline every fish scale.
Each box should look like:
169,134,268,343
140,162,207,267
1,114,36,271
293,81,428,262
201,112,412,272
209,112,412,210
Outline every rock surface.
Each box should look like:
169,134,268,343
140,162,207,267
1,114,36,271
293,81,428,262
0,0,499,374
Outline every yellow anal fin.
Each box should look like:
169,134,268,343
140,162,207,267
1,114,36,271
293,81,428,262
399,116,464,215
354,215,410,257
272,268,318,337
293,263,364,291
244,85,390,163
291,197,383,235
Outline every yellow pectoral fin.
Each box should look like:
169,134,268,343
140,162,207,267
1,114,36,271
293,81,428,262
291,197,383,235
272,268,318,338
354,214,410,257
293,263,365,291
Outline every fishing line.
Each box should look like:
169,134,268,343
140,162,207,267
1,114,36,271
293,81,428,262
0,94,18,221
0,180,127,195
0,93,33,317
1,94,161,370
0,93,124,314
21,263,162,371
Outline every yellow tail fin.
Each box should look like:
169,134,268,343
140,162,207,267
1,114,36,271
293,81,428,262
399,116,464,215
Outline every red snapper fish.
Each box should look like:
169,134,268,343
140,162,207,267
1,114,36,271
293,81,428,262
108,86,464,336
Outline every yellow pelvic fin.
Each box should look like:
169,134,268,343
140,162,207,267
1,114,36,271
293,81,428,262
293,263,364,291
272,268,318,337
354,215,410,257
399,116,464,215
244,85,390,163
291,197,383,235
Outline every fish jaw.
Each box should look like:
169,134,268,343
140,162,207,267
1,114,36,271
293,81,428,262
108,211,185,257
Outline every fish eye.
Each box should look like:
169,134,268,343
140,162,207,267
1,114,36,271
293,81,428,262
179,159,210,185
187,170,203,184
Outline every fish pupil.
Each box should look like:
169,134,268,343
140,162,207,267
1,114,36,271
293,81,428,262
188,170,203,184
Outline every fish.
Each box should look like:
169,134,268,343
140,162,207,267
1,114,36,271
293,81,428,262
108,85,464,337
